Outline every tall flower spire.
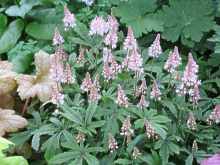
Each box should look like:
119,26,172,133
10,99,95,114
123,27,137,51
135,79,147,97
145,120,159,139
182,53,199,87
164,46,181,73
51,85,64,105
89,16,108,36
53,27,64,46
63,5,76,31
102,48,121,81
150,81,161,101
137,95,149,109
81,72,93,92
104,16,119,49
116,85,129,108
64,63,74,84
120,116,133,143
108,134,118,153
207,105,220,124
187,112,197,130
148,33,162,58
127,49,143,73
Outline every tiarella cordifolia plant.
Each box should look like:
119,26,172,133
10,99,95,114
4,1,220,165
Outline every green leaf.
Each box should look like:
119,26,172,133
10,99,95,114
2,156,29,165
112,0,163,37
49,152,77,164
185,154,193,165
85,103,97,124
0,14,7,36
7,41,37,73
25,22,56,40
159,0,215,44
84,153,99,165
5,0,40,18
0,19,24,54
0,137,13,151
114,159,131,164
161,100,177,117
31,134,40,151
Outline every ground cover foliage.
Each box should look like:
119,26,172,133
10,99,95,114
0,0,220,165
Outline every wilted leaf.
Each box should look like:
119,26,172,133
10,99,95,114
0,108,28,136
16,50,56,102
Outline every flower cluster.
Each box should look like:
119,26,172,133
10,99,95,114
76,132,86,143
176,53,201,104
207,104,220,124
144,120,159,139
132,147,141,159
122,27,143,74
102,48,121,81
81,73,101,102
51,85,64,105
150,81,161,101
120,117,134,143
148,34,162,58
63,5,76,31
116,85,129,108
187,112,197,130
164,46,181,73
108,134,118,153
89,16,109,36
104,16,119,49
81,0,94,6
53,28,64,46
192,140,198,152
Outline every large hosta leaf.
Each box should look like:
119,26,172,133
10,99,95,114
16,50,56,102
158,0,215,43
0,19,24,54
0,108,27,136
112,0,163,37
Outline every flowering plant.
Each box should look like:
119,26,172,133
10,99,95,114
0,1,219,165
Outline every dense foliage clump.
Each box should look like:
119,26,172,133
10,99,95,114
0,0,220,165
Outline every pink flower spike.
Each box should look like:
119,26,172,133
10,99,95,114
104,16,119,49
148,33,162,58
123,27,137,51
150,81,161,101
201,154,220,165
64,63,74,84
207,105,220,124
88,84,101,103
89,16,108,36
127,49,143,73
63,5,76,31
182,53,199,87
164,46,181,73
135,79,147,96
108,134,118,153
81,72,93,92
116,85,129,108
51,85,64,105
187,112,197,130
137,95,149,109
53,28,64,46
